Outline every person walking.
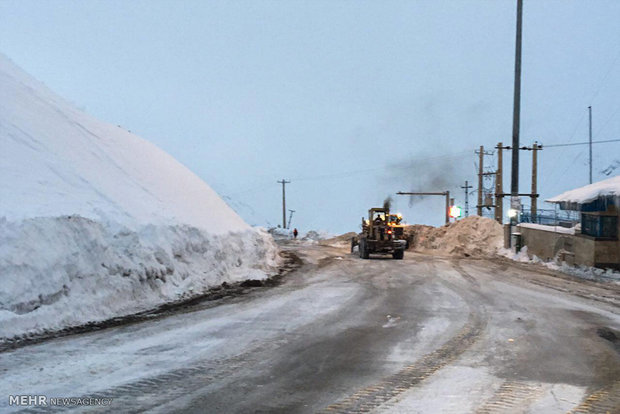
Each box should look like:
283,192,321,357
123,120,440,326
293,228,299,239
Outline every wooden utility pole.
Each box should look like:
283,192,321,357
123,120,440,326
396,191,451,225
446,191,451,224
477,145,484,216
461,180,473,217
495,142,504,224
277,179,290,228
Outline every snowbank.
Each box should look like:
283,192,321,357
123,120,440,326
405,216,503,257
319,232,358,248
302,230,333,242
499,246,620,285
0,54,280,338
0,217,279,338
268,227,293,240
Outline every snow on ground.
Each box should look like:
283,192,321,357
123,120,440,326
319,232,358,248
499,246,620,284
405,216,504,257
268,227,334,244
302,229,333,242
0,54,279,338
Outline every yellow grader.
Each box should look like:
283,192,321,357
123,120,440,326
351,207,407,259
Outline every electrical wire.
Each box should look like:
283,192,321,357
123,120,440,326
543,138,620,148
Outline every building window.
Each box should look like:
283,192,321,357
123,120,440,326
581,214,618,239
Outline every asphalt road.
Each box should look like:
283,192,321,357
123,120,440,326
2,243,619,413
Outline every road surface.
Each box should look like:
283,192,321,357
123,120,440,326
1,243,619,413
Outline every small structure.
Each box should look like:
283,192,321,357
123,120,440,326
517,175,620,269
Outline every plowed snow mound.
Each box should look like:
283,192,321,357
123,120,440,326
0,54,279,338
319,232,357,248
404,216,503,257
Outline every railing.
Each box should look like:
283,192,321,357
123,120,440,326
520,207,579,227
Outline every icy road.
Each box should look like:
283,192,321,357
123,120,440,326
1,244,619,413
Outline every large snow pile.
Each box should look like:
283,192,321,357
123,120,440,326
405,216,504,257
0,54,279,338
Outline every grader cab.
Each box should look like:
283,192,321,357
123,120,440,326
351,207,407,259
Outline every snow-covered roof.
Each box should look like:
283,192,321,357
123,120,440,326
546,175,620,209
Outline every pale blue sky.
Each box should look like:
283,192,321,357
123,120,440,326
1,0,619,233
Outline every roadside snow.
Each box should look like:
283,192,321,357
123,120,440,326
319,232,357,248
0,217,279,338
499,246,620,284
0,54,280,338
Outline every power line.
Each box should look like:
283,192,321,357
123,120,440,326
588,48,620,105
594,105,620,138
542,138,620,148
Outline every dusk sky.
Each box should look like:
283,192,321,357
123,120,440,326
1,0,618,233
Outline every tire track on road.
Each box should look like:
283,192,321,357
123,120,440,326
316,259,488,413
316,311,486,414
16,345,271,414
568,381,620,414
475,381,545,413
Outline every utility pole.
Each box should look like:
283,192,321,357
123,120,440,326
475,146,495,217
446,191,451,224
277,179,290,228
588,106,593,184
477,145,484,216
287,209,295,229
495,142,504,224
461,180,472,217
511,0,523,223
531,142,540,222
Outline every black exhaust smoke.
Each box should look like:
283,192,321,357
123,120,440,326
383,196,392,211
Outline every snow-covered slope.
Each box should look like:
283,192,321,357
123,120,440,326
0,53,247,233
0,54,279,338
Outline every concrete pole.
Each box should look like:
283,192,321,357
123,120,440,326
588,106,593,184
461,180,472,217
531,143,538,223
495,142,503,224
477,146,484,216
277,179,290,228
282,180,286,228
511,0,523,201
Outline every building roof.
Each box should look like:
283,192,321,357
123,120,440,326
546,175,620,211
